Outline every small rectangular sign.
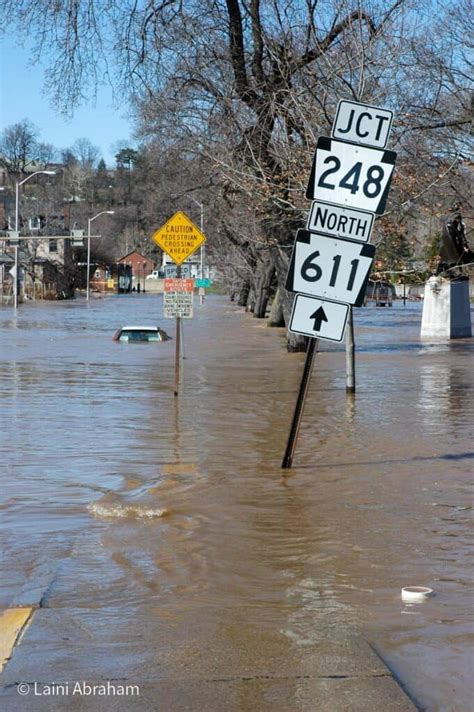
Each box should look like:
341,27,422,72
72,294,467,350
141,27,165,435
195,278,211,288
164,278,194,293
163,291,194,318
165,264,191,278
306,201,374,243
286,230,375,307
306,136,396,214
289,294,349,343
332,100,393,149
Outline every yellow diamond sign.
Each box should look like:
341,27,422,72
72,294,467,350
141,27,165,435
151,211,206,265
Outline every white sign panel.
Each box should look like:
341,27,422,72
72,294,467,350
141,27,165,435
289,294,349,343
306,137,396,214
332,100,393,149
163,292,194,318
165,263,191,278
286,230,375,307
306,201,374,243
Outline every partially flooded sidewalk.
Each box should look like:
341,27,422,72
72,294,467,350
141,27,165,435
1,295,472,710
1,608,416,710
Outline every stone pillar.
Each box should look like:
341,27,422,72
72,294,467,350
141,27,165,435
421,277,472,339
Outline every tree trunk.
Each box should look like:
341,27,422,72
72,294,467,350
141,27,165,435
253,260,275,318
238,278,251,307
271,245,307,352
268,286,285,327
246,285,256,312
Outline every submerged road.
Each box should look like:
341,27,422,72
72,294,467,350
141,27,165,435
0,294,472,710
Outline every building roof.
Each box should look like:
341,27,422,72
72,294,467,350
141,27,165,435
118,250,155,263
0,251,14,265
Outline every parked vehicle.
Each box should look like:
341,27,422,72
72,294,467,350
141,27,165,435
364,281,395,307
145,270,163,280
112,326,170,343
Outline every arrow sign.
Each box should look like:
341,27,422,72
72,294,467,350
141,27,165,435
289,295,349,343
310,306,328,331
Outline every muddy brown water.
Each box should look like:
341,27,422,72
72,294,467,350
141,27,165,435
0,294,472,710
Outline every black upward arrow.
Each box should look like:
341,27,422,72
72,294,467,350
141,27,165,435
310,306,328,331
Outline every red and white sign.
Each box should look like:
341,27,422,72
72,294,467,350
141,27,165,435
164,278,194,293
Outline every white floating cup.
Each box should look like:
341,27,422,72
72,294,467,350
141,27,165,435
401,586,434,602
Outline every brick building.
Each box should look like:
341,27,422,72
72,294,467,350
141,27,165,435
118,251,156,280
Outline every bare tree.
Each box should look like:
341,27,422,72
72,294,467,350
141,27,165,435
1,0,472,345
0,119,44,175
72,138,100,170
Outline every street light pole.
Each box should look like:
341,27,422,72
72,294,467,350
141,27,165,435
14,170,56,309
86,211,114,301
191,199,205,304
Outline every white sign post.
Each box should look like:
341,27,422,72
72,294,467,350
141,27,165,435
289,295,349,343
163,292,194,319
332,100,393,149
282,99,397,469
163,278,194,319
286,230,375,307
306,136,396,214
306,201,374,243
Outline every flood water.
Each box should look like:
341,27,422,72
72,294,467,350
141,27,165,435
0,294,472,710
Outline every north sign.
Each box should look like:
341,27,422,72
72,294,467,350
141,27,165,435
332,100,393,149
285,230,375,307
306,201,374,243
289,295,349,343
152,211,206,266
306,136,396,214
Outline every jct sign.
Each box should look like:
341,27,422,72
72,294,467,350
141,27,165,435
332,100,393,149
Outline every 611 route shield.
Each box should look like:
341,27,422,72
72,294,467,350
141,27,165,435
285,229,375,307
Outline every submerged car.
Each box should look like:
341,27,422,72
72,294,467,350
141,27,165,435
112,325,171,343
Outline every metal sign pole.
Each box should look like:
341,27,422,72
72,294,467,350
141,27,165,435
13,246,18,309
180,317,185,360
174,316,181,397
345,307,356,393
174,264,182,397
282,338,318,469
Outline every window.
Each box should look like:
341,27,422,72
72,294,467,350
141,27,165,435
95,270,101,278
49,239,58,253
29,217,41,230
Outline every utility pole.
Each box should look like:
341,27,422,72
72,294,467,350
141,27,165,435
87,211,114,300
191,199,205,304
14,170,56,309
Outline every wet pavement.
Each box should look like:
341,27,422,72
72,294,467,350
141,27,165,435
0,294,472,710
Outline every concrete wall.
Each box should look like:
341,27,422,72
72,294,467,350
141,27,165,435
421,277,472,339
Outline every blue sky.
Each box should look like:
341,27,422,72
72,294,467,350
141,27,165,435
0,35,135,168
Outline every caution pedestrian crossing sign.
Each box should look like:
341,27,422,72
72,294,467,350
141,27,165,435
151,211,206,265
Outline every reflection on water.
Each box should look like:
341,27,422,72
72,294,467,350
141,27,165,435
0,296,473,711
419,362,472,431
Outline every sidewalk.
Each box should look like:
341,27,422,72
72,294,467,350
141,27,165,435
1,605,417,710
